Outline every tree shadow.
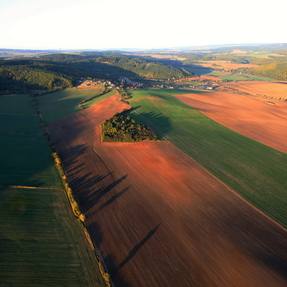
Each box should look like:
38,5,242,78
54,140,129,214
118,224,160,271
97,186,129,212
130,110,172,139
103,254,132,287
180,63,213,75
101,224,161,287
144,57,214,75
82,175,128,212
86,219,133,287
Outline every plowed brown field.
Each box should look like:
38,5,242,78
225,81,287,101
197,60,257,71
49,93,287,287
178,91,287,152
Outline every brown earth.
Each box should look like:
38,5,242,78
177,90,287,153
225,81,287,101
197,60,257,71
49,93,287,287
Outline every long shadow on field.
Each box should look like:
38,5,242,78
86,220,132,287
97,186,130,212
82,175,128,212
117,223,161,271
131,110,172,139
145,57,214,75
101,224,160,287
103,254,132,287
56,142,130,214
58,144,88,167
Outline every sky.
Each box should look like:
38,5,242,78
1,0,287,50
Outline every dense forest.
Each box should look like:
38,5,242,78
0,52,187,93
95,55,187,79
0,65,72,92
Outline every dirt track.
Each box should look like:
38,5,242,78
177,91,287,152
49,93,287,287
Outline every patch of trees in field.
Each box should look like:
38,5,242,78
102,110,158,142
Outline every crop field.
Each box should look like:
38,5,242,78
128,89,287,227
177,90,287,152
210,71,273,82
47,94,287,287
197,60,257,71
38,87,116,123
226,81,287,101
0,94,104,286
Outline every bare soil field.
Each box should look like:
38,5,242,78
49,94,287,287
225,81,287,101
177,90,287,152
198,60,257,71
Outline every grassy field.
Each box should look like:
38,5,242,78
210,71,273,81
129,89,287,228
39,88,115,123
0,94,104,286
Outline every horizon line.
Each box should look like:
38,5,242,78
1,42,287,52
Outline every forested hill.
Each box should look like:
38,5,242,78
0,53,188,93
94,55,187,79
0,65,72,92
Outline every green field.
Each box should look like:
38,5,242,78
0,94,104,286
210,71,273,82
129,89,287,228
39,88,115,123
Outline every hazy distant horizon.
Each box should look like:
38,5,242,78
1,0,287,50
1,42,287,53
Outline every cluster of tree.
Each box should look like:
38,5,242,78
118,88,132,102
103,110,157,142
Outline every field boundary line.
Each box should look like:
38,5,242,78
9,185,60,190
168,138,287,233
34,92,113,287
